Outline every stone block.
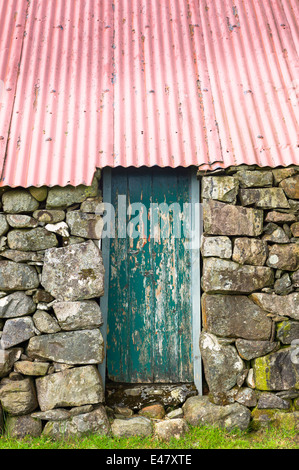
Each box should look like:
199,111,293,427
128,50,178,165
203,200,263,236
202,258,274,293
202,294,272,340
201,235,232,259
66,211,103,239
41,240,105,301
7,228,58,251
201,176,239,203
232,237,268,265
46,177,99,208
0,260,39,291
279,175,299,199
35,365,104,411
236,170,273,188
52,300,103,331
2,189,39,213
266,244,299,270
239,188,290,209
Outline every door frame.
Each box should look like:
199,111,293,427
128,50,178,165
99,167,202,394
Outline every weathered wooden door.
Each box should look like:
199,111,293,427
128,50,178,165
106,167,194,383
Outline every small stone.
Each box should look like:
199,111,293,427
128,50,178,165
0,214,9,236
236,170,273,188
111,416,152,438
201,176,239,203
31,409,71,421
33,311,61,334
276,320,299,344
274,273,292,294
113,406,134,417
1,317,36,349
7,228,58,252
5,414,42,438
166,408,184,419
250,292,299,320
139,404,165,419
32,290,54,304
235,388,257,407
235,339,279,360
80,197,104,213
33,209,65,223
0,291,36,318
2,189,39,213
291,222,299,237
45,222,69,237
69,404,94,416
201,235,232,259
266,244,299,270
291,270,299,287
0,250,44,263
279,175,299,199
232,237,268,266
6,214,38,228
0,378,38,415
52,300,103,331
199,332,244,393
154,418,188,441
0,347,22,378
262,223,290,243
0,260,39,291
29,186,48,202
257,392,291,410
66,211,103,239
14,360,50,376
265,211,297,224
272,168,298,184
239,188,290,209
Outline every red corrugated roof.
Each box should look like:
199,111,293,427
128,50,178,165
0,0,298,187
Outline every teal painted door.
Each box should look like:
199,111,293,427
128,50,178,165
106,167,193,383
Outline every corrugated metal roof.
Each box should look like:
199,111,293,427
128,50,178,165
0,0,298,188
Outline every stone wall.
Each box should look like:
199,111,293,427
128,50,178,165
199,166,299,429
0,171,110,438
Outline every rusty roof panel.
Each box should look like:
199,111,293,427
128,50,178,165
0,0,298,187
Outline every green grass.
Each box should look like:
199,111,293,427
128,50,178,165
0,424,298,450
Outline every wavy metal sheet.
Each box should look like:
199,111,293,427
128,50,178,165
0,0,298,188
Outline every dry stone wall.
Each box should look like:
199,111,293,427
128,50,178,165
199,166,299,430
0,171,110,438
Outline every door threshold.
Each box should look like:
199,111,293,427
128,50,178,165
105,382,198,411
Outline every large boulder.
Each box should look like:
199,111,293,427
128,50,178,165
201,258,274,293
26,329,104,365
199,332,244,393
201,294,272,340
203,200,263,236
183,395,251,431
41,240,105,301
0,260,39,291
35,365,104,411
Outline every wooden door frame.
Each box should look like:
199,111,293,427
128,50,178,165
99,167,202,394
